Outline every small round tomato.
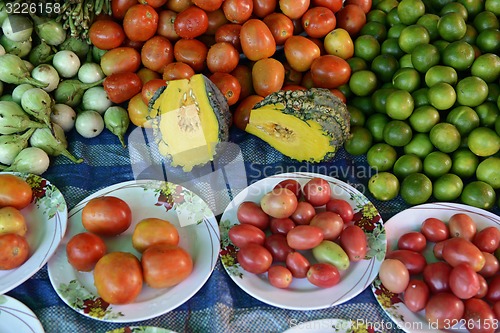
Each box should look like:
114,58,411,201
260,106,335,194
404,279,430,313
335,4,366,37
237,243,273,274
379,258,410,293
301,7,336,39
449,263,480,299
286,251,310,278
207,42,239,73
128,92,153,128
344,0,372,14
302,177,332,207
137,67,161,85
260,187,298,219
66,232,106,272
132,217,179,253
141,243,193,288
230,64,254,99
339,225,368,261
269,217,296,234
252,57,285,97
193,0,223,11
222,0,253,24
386,249,427,275
397,231,427,252
240,19,276,61
474,226,500,253
0,174,32,210
274,179,302,197
174,6,209,39
89,20,126,50
0,233,29,270
140,0,167,8
312,0,343,13
141,78,167,105
310,55,351,89
123,4,159,42
325,198,354,223
141,35,174,73
209,72,241,106
104,72,143,104
233,94,263,130
267,265,293,288
94,252,143,304
166,0,192,12
463,298,497,333
279,0,310,20
478,252,499,277
81,196,132,237
423,261,452,293
284,35,321,72
263,12,294,46
421,217,450,242
264,233,294,262
425,293,465,329
309,211,344,240
306,262,341,288
112,0,138,20
237,201,270,230
286,225,324,250
162,62,195,81
228,223,266,248
173,38,208,72
215,23,242,52
448,213,477,241
156,10,180,41
100,46,141,76
206,8,229,35
290,201,316,225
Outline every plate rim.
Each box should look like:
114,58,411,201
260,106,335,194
0,294,45,333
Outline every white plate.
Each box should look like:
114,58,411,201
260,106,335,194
47,179,219,322
220,172,387,310
282,318,385,333
371,202,500,333
0,295,44,333
0,172,68,294
106,327,176,333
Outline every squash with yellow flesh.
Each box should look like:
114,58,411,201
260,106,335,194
245,88,350,162
148,74,231,171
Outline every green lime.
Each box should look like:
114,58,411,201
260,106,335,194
398,24,431,53
376,0,399,13
348,105,366,127
404,133,435,158
386,6,401,25
456,76,489,108
367,142,398,171
427,0,454,13
476,28,500,53
433,173,464,201
349,70,378,97
446,106,480,136
350,96,373,116
387,24,406,39
461,24,479,45
423,151,453,178
354,35,381,62
386,90,415,120
442,41,476,71
451,148,480,178
372,87,397,113
488,83,500,103
476,157,500,189
366,113,390,142
425,65,458,87
383,120,413,146
337,84,352,100
397,0,426,25
433,39,450,53
367,9,388,25
475,101,499,127
392,67,421,92
429,123,461,153
393,154,423,179
473,11,499,32
400,173,433,205
468,127,500,156
416,13,440,41
437,12,467,41
344,126,373,156
457,0,485,17
427,82,456,110
368,172,400,201
411,43,441,73
461,181,497,210
399,54,414,68
371,54,400,83
412,87,430,108
381,38,405,58
347,57,369,73
496,114,500,135
440,2,469,20
470,53,500,83
360,21,388,42
486,0,500,15
409,105,440,132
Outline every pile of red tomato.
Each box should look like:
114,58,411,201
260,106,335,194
91,0,370,128
66,196,193,305
227,176,369,289
378,213,500,332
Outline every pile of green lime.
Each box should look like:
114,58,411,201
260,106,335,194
342,0,500,210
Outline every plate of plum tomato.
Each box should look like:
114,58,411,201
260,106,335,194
372,202,500,333
219,172,387,310
47,179,219,322
0,295,45,333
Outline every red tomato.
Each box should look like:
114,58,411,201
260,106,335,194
263,13,294,46
339,225,368,261
473,226,500,253
290,201,316,225
233,94,263,130
240,19,276,61
141,243,193,288
478,251,499,277
0,174,32,210
274,179,302,198
131,217,179,253
193,0,223,11
335,4,367,37
423,261,452,294
206,8,229,35
81,196,132,237
209,72,241,106
93,252,143,304
141,78,167,105
264,233,294,262
260,187,298,219
421,217,450,242
141,35,174,73
215,23,242,52
476,274,488,298
403,279,430,313
128,92,152,128
344,0,372,14
173,38,208,72
301,7,336,39
267,265,293,288
123,4,159,42
325,198,354,223
330,89,347,103
269,217,296,235
378,258,409,293
283,84,307,91
279,0,310,19
286,251,310,278
137,67,161,84
237,243,273,274
104,72,143,104
237,201,270,230
302,177,332,207
463,298,497,333
284,35,321,72
425,292,465,329
156,10,180,41
162,62,195,81
486,275,500,302
139,0,167,8
386,249,427,275
253,0,277,18
66,232,106,272
310,55,351,89
448,213,477,241
0,233,29,270
286,225,324,250
100,46,141,76
397,231,427,252
442,237,486,272
222,0,253,24
307,262,340,288
166,0,192,12
252,57,285,97
449,263,480,299
311,0,343,13
89,20,125,50
309,211,344,240
112,0,138,20
230,64,254,99
284,61,304,85
174,6,209,39
228,223,266,248
207,42,239,73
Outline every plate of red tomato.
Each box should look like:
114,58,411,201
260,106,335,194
219,172,387,310
47,179,219,322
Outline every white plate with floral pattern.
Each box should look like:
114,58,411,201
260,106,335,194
0,295,44,333
219,172,386,310
47,179,219,322
106,327,176,333
371,202,500,333
0,172,67,295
